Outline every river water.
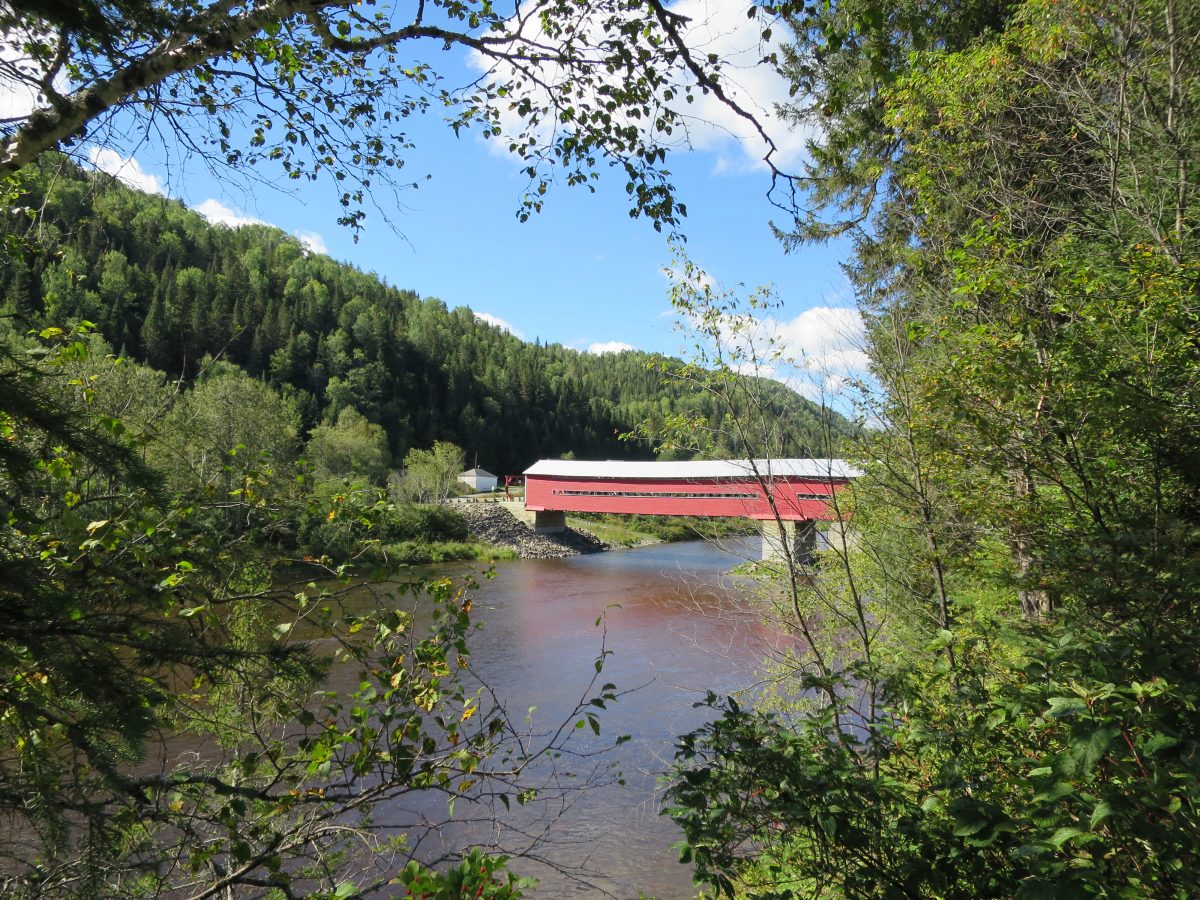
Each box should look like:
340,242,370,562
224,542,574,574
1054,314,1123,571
388,538,783,899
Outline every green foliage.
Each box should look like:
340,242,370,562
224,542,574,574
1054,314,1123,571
306,406,391,483
669,621,1200,899
161,359,301,502
397,441,467,503
296,477,475,565
382,539,514,564
293,467,514,564
0,324,620,893
666,0,1200,895
1,0,761,234
774,0,1017,245
395,848,534,899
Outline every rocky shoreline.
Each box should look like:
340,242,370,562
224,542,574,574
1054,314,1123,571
455,504,607,559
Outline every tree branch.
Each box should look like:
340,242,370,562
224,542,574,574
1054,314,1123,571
0,0,319,174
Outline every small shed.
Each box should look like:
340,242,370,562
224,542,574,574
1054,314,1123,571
457,467,498,492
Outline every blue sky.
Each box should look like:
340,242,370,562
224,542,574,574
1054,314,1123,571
87,102,857,363
6,0,869,404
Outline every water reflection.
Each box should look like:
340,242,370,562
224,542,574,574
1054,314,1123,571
367,538,780,899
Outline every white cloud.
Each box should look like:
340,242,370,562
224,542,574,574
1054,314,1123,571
587,341,636,355
679,291,869,403
475,312,524,338
775,306,865,361
295,230,328,255
465,0,809,174
194,198,265,229
667,0,812,172
766,306,870,401
87,147,164,195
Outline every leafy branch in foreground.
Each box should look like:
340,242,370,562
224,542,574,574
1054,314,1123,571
1,0,785,233
668,623,1200,899
0,325,622,896
662,0,1200,895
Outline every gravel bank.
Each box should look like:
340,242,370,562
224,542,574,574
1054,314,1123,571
455,504,607,558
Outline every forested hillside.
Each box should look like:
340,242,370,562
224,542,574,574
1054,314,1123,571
1,156,848,472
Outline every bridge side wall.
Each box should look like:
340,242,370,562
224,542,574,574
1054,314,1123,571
524,475,846,521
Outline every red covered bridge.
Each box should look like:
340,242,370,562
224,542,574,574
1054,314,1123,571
523,459,859,560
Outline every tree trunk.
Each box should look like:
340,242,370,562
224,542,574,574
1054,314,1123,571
1009,466,1053,620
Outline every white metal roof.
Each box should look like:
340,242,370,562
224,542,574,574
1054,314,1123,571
459,467,497,477
523,459,860,480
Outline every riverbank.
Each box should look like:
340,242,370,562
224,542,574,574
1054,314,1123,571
455,504,609,558
570,511,758,545
453,504,759,559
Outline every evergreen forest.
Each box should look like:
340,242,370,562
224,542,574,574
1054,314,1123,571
1,155,848,475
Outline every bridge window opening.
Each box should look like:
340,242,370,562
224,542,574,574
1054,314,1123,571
552,489,758,500
548,489,833,501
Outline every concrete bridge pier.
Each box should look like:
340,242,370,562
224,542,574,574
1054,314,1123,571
824,520,857,555
761,519,817,565
532,509,567,534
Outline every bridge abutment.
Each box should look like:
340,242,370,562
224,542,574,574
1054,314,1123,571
761,519,816,565
532,509,567,534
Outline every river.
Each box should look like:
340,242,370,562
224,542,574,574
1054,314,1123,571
376,537,786,899
152,538,782,896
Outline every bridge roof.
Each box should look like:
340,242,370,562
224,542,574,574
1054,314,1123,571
524,458,859,481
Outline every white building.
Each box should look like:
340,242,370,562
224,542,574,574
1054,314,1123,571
457,467,498,492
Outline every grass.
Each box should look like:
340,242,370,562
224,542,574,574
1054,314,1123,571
567,513,758,547
382,540,518,564
567,515,657,547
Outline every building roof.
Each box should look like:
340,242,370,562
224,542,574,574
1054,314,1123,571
458,467,497,477
523,459,860,480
